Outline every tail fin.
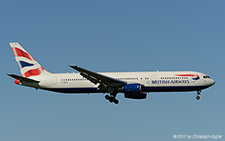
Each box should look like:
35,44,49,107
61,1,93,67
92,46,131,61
9,42,50,78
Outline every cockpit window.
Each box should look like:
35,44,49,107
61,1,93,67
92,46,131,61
203,76,210,79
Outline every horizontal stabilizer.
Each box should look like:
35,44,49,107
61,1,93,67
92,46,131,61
7,74,40,83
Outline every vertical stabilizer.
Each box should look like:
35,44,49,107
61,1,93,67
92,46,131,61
9,42,50,77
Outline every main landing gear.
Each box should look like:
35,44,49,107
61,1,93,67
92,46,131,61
105,95,119,104
196,90,201,100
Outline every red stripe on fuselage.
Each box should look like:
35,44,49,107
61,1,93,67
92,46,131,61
176,74,199,77
23,67,44,77
176,74,195,77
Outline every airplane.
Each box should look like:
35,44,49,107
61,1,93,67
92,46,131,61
7,42,215,104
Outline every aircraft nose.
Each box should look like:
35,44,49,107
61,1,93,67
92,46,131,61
211,79,215,86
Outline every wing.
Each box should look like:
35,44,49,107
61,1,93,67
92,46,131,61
7,74,40,83
69,65,126,87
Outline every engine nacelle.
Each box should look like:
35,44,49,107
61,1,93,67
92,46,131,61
124,92,147,99
123,83,147,99
124,83,142,93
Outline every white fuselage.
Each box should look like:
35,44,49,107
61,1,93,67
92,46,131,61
25,71,215,94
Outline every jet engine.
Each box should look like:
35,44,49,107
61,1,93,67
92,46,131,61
123,83,147,99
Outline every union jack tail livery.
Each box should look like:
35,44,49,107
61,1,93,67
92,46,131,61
9,42,50,78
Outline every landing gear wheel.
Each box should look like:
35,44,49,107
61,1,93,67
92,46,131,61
104,92,119,104
196,96,200,100
105,95,110,100
114,99,119,104
109,97,115,103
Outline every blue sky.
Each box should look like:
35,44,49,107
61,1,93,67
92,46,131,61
0,0,224,140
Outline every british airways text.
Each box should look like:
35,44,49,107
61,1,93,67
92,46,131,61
152,80,190,84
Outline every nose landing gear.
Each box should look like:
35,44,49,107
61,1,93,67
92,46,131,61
196,90,201,100
196,95,200,100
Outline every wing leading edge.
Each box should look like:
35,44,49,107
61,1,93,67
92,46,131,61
69,65,126,88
